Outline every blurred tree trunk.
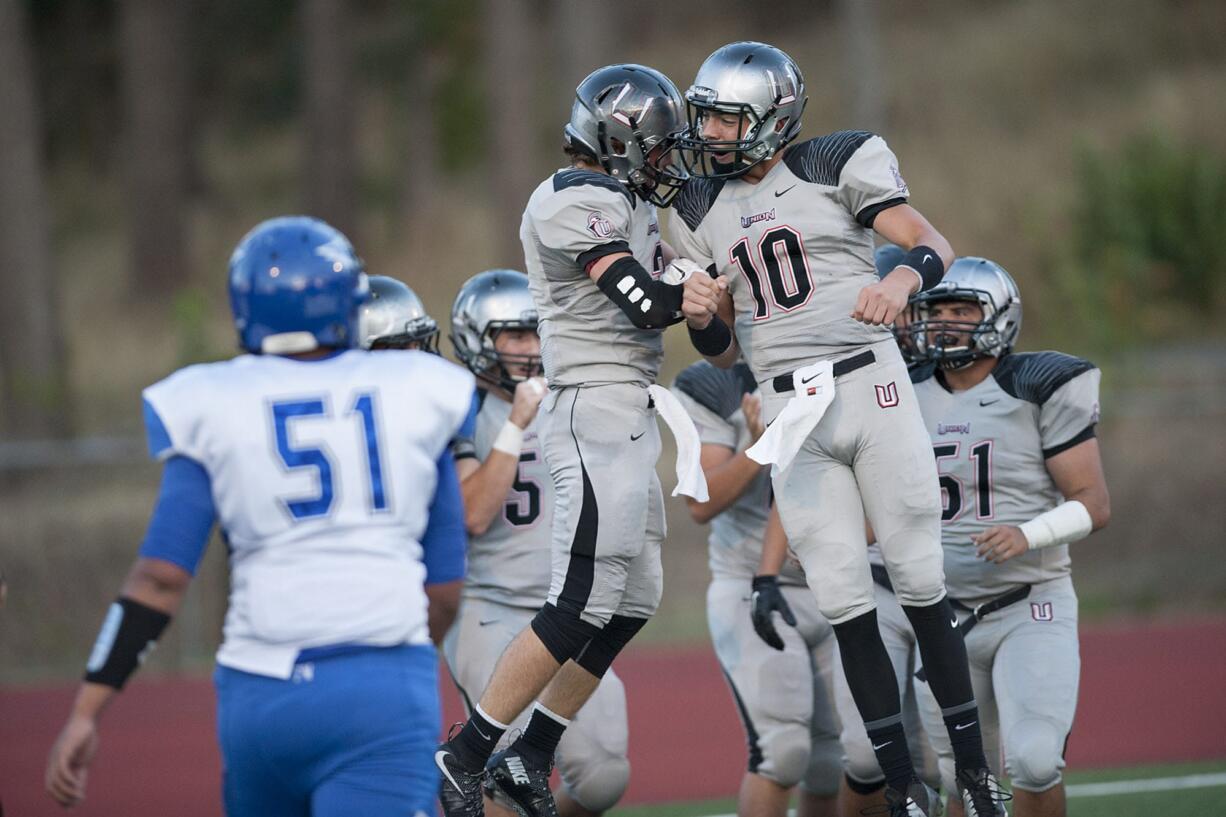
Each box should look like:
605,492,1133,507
484,0,538,267
0,0,70,437
401,44,444,224
302,0,358,238
838,0,886,133
118,0,191,295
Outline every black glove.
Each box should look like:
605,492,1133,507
750,574,797,651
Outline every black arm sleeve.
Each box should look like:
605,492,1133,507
596,255,685,329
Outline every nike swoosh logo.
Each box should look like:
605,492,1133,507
800,373,821,384
774,185,796,198
923,253,933,265
979,399,999,406
474,725,491,740
871,740,893,750
955,720,978,731
478,619,500,627
630,431,646,441
950,617,959,628
435,750,463,792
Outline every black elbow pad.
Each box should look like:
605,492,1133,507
596,256,683,329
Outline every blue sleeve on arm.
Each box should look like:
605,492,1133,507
421,450,467,585
138,455,217,575
142,397,173,459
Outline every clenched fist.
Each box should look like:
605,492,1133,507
508,376,547,429
851,269,918,326
682,273,727,329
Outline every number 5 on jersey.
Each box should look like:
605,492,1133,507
271,393,388,520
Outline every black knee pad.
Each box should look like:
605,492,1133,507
574,615,647,678
531,603,599,664
845,771,886,796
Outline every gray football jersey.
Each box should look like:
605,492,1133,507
452,392,553,608
672,361,806,585
670,131,907,381
912,352,1101,604
521,169,667,387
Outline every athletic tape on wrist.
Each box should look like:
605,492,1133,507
1020,500,1093,550
84,597,171,689
492,420,524,457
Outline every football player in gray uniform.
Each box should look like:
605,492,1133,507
674,41,1004,817
673,361,841,817
443,269,631,817
358,275,441,352
905,258,1109,817
436,64,708,817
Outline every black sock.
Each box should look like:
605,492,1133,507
831,609,917,792
511,704,569,768
903,598,988,771
451,706,507,770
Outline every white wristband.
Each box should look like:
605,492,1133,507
492,420,524,457
1019,500,1093,550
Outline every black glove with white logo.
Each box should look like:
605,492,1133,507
750,574,797,651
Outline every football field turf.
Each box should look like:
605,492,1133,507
606,760,1226,817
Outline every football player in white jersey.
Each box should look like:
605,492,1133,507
436,64,710,817
44,217,475,817
674,42,1004,817
441,269,631,817
672,361,842,817
905,258,1109,817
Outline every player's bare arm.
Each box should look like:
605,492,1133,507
456,377,546,536
426,579,463,644
46,557,191,807
973,438,1110,564
853,204,955,327
685,394,766,524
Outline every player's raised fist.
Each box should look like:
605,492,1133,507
509,376,547,429
683,272,727,329
851,269,917,326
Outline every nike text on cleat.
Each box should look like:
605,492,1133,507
486,747,559,817
436,744,487,817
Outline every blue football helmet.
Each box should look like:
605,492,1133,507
228,216,369,354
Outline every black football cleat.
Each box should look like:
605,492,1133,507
435,739,486,817
485,746,559,817
878,779,938,816
957,767,1010,817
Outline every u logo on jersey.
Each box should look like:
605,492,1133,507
874,381,899,409
1031,602,1054,622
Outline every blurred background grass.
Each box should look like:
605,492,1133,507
2,0,1225,682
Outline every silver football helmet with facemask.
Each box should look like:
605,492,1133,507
450,269,542,392
358,275,440,352
563,64,689,207
679,41,807,179
907,257,1023,370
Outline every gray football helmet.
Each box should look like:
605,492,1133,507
450,269,541,392
679,41,807,179
907,257,1023,370
563,63,689,206
358,275,439,352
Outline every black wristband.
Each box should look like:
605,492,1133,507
83,597,171,689
900,244,945,292
752,574,781,590
688,315,733,357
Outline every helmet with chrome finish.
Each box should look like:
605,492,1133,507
450,269,542,391
907,256,1023,369
679,41,807,179
358,275,440,352
563,63,689,206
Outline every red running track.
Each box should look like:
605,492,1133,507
3,618,1224,816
